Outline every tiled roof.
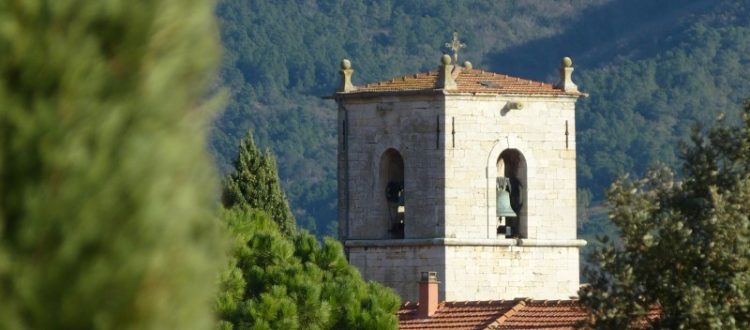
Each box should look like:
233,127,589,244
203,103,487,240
399,300,521,330
398,299,660,330
490,300,588,330
339,68,584,97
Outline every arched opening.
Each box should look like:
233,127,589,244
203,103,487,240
380,149,405,238
496,149,527,238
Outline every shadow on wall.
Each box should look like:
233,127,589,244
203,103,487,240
380,148,405,239
496,149,527,238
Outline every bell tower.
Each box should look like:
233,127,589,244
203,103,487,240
329,45,587,301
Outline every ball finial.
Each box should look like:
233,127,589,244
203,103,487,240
562,57,573,68
441,54,452,65
463,61,473,70
341,59,352,70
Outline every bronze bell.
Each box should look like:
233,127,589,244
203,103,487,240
496,177,517,218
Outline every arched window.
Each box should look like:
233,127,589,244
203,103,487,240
496,149,527,238
380,149,405,238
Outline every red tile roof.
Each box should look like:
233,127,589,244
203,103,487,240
338,68,585,97
398,299,659,330
491,300,588,330
399,300,521,330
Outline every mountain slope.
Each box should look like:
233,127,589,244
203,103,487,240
212,0,750,237
212,0,609,234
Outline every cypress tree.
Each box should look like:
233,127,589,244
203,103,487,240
0,0,226,328
222,131,296,237
580,100,750,329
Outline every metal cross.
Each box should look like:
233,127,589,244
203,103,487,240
445,31,466,63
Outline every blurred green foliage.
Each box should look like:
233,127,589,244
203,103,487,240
580,100,750,329
0,0,227,329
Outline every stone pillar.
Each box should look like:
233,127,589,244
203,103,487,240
555,57,578,93
437,55,457,90
338,59,356,92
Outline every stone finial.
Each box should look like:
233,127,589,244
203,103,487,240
463,61,473,70
441,54,451,66
438,54,457,90
338,58,356,92
555,56,578,93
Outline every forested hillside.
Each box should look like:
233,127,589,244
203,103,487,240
212,0,750,237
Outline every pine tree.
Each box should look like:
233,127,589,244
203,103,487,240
580,100,750,329
222,130,296,237
0,0,226,328
216,207,401,330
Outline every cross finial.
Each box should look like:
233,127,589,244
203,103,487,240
444,31,466,63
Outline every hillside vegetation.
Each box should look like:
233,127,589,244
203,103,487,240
212,0,750,237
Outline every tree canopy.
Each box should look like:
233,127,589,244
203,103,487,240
215,208,401,329
222,130,296,237
580,100,750,329
216,131,400,329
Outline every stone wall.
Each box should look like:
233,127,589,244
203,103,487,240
347,239,583,302
338,96,446,240
347,243,446,301
442,241,582,301
338,93,583,302
443,95,578,241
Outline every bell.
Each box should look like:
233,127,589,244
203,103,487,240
496,177,517,218
497,189,517,218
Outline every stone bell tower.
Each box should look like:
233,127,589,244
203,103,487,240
328,37,587,302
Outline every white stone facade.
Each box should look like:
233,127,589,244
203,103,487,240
336,92,585,302
347,239,583,301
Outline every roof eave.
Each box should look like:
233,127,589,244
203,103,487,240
444,91,587,98
324,90,587,100
323,89,445,101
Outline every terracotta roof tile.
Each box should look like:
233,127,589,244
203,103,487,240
491,300,588,330
399,300,520,330
340,68,583,97
397,299,660,330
